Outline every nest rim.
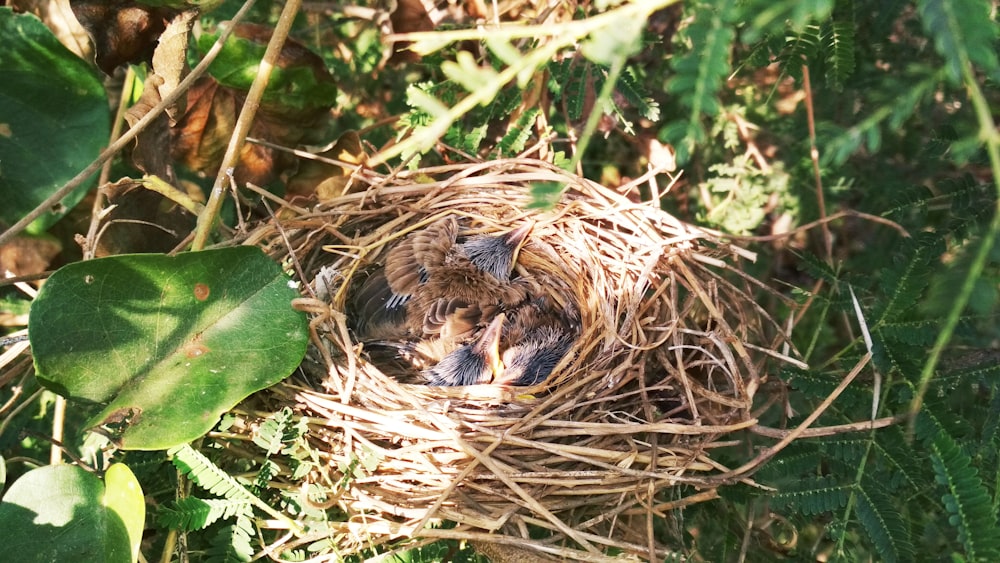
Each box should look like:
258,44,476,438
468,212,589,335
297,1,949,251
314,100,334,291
240,157,801,561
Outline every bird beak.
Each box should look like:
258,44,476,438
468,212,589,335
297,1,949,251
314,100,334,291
479,313,506,382
505,220,535,267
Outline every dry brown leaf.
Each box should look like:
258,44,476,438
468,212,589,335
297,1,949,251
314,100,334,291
0,235,61,277
70,0,177,74
286,131,368,203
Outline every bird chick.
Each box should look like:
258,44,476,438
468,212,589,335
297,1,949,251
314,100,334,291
350,216,534,342
423,313,506,386
490,295,578,386
415,219,534,307
494,325,574,386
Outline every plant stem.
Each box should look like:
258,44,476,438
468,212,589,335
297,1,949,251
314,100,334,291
907,59,1000,433
191,0,304,250
0,1,257,248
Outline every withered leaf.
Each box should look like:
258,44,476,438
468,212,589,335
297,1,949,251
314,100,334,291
71,0,177,74
286,130,368,203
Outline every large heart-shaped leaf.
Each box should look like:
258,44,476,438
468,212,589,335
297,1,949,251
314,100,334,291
29,247,309,449
0,464,138,563
0,8,110,233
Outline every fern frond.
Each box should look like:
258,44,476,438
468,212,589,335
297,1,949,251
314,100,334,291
792,251,842,286
929,432,1000,559
918,0,999,84
740,0,836,42
872,232,943,323
158,497,253,531
168,444,301,532
855,476,916,563
252,407,296,456
665,0,736,161
170,444,256,501
204,515,255,563
981,382,1000,458
779,24,822,81
616,67,660,122
875,319,941,346
875,427,929,492
821,438,868,465
756,446,826,482
561,59,589,121
496,108,539,156
783,366,871,410
822,69,941,165
824,20,856,89
770,475,851,515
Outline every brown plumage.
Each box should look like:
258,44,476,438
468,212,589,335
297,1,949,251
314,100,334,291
495,325,574,386
349,215,581,388
350,216,534,343
492,296,578,386
422,313,506,386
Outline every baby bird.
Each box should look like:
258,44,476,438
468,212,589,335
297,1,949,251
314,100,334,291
492,300,577,386
423,313,506,386
495,325,575,386
350,216,533,343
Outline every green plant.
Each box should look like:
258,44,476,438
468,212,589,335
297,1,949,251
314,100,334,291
1,0,999,560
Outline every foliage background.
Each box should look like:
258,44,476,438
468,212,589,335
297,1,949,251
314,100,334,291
1,0,999,561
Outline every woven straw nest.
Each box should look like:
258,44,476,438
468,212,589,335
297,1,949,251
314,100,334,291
240,157,800,561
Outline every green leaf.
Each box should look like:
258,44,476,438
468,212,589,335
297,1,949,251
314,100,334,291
29,247,309,450
196,25,337,117
441,51,500,99
930,432,1000,560
103,464,145,563
918,0,999,84
581,11,644,65
0,464,133,563
744,0,835,42
824,19,856,89
856,476,915,563
0,8,110,233
158,496,252,531
665,0,736,162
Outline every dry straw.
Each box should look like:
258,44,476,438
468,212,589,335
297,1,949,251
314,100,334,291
239,157,801,561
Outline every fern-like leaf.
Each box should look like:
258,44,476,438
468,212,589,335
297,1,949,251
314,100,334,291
204,515,255,563
918,0,999,84
824,20,856,89
561,59,589,121
169,444,258,503
616,67,660,122
929,432,1000,559
158,497,253,531
872,232,943,323
253,407,295,456
770,475,851,515
855,476,916,563
875,427,929,492
779,24,822,81
741,0,835,42
496,108,539,157
665,0,736,162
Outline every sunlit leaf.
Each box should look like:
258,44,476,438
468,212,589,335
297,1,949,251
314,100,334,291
29,247,309,450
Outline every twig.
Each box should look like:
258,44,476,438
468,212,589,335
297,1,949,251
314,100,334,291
907,58,1000,434
801,64,833,263
192,0,303,250
751,415,904,439
713,352,872,482
0,1,258,248
82,66,137,259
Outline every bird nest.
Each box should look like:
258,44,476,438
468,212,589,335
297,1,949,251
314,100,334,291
238,157,799,561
